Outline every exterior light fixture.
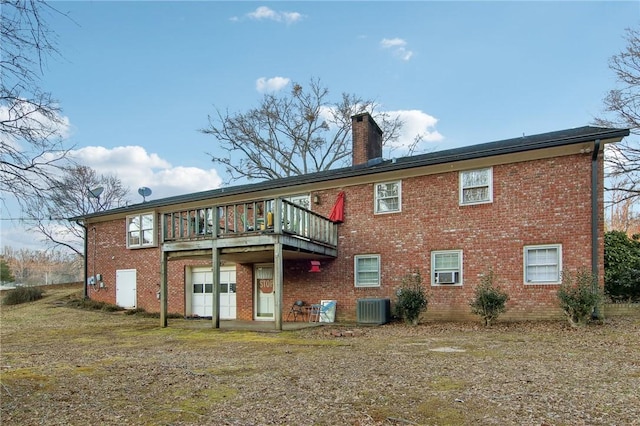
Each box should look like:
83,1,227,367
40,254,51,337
309,260,321,273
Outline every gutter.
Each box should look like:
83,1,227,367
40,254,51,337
591,139,601,319
76,220,88,299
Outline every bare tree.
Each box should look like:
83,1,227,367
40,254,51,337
595,27,640,204
23,166,129,256
607,184,640,235
1,0,72,207
2,246,82,285
201,78,410,183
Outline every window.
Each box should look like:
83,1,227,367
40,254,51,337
375,181,401,213
460,168,493,205
126,212,156,248
431,250,463,285
354,255,381,287
286,194,310,210
524,244,562,284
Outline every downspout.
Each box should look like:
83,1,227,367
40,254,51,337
591,139,601,319
76,220,89,299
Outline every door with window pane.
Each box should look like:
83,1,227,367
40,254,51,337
255,264,275,320
219,267,236,319
192,270,213,317
191,267,237,319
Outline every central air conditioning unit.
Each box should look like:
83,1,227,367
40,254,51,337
435,271,458,284
357,298,391,325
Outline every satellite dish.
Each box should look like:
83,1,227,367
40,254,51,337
138,187,152,202
88,186,104,199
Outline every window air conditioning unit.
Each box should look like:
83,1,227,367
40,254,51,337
435,272,458,284
357,298,391,325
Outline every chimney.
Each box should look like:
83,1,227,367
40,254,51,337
352,112,383,166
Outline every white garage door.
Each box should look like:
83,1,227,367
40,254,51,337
191,267,236,319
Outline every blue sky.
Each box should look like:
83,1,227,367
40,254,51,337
2,1,639,251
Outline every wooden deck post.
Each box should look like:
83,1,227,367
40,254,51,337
274,240,283,331
211,246,221,329
160,250,168,327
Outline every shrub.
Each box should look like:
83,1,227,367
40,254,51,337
604,231,640,302
469,269,509,326
66,297,124,312
557,269,602,327
395,269,428,325
2,286,44,305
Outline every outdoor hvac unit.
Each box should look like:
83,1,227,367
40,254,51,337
356,298,391,325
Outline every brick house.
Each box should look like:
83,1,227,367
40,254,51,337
74,113,628,328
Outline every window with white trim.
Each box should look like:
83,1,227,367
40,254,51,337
286,194,310,210
375,180,401,213
460,167,493,205
524,244,562,284
126,212,157,249
354,255,381,287
431,250,463,286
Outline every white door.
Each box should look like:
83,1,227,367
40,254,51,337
219,267,236,320
116,269,136,309
192,269,213,317
255,264,275,320
191,267,236,319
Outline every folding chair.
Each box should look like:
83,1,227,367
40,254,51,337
308,300,336,323
286,300,305,322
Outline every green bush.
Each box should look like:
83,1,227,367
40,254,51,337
2,286,44,305
557,269,602,327
604,231,640,302
469,269,509,326
395,269,428,325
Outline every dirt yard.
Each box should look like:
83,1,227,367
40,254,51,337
1,286,639,425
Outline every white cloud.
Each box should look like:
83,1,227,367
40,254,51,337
380,37,414,61
384,109,443,153
0,101,71,144
241,6,303,24
311,105,442,155
70,146,223,202
256,76,290,93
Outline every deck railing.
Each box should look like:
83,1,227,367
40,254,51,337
162,198,338,247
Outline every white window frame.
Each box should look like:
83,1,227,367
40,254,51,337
354,254,381,288
286,194,310,210
524,244,562,284
431,250,463,286
126,212,157,249
374,180,402,214
459,167,493,205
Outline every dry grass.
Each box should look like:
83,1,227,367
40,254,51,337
1,286,639,425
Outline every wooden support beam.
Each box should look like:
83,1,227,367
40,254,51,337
212,247,221,329
160,250,168,327
274,240,283,331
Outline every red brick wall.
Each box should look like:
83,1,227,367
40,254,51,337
87,152,603,323
282,153,600,322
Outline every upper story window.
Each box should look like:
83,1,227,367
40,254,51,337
524,244,562,284
431,250,463,286
286,194,310,210
354,254,381,287
126,212,157,249
375,181,401,214
460,167,493,205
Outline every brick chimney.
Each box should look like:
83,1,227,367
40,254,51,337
352,112,383,166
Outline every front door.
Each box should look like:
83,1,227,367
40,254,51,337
255,264,274,320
